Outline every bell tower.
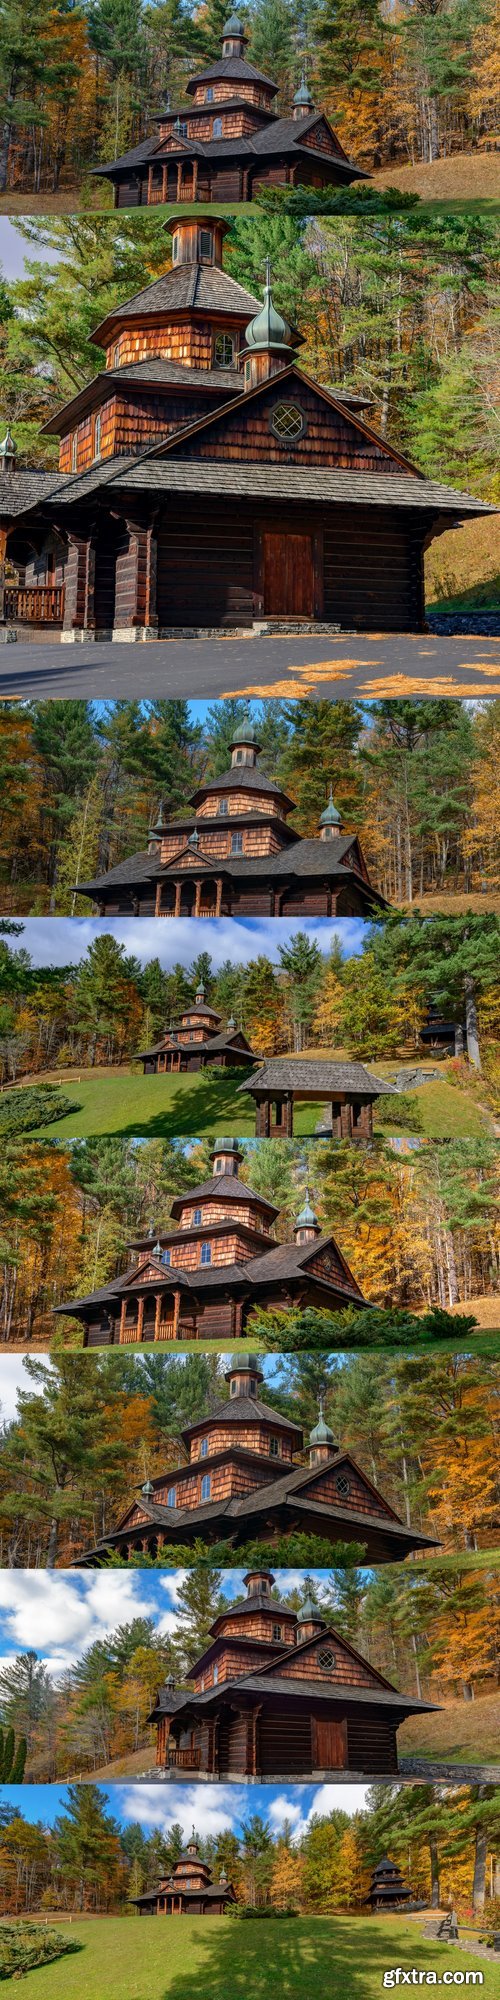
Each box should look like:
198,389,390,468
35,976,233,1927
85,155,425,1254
294,1189,321,1244
309,1397,337,1465
221,12,249,57
230,719,261,767
210,1137,243,1177
224,1354,264,1399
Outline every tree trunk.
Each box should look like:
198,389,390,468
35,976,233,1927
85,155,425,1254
46,1516,59,1569
430,1836,440,1906
473,1825,488,1912
464,976,481,1070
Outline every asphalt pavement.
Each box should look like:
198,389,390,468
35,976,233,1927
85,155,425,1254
0,632,499,700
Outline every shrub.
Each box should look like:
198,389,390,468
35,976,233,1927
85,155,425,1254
0,1922,82,1978
0,1085,81,1134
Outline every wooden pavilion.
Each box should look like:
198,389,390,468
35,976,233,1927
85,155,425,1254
146,1568,438,1778
75,1354,439,1566
239,1059,398,1138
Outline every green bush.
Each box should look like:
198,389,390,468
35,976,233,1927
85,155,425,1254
0,1085,81,1134
0,1922,82,1979
238,1905,298,1919
249,1305,480,1347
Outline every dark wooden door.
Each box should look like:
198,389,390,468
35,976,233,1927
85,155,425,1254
312,1715,348,1769
262,531,314,617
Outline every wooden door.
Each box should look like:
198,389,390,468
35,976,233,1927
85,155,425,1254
312,1715,348,1769
262,531,314,617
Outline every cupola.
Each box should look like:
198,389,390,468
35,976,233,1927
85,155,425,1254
210,1137,243,1177
165,213,230,271
309,1395,337,1465
186,1828,200,1856
296,1590,324,1641
292,73,314,119
230,718,261,766
243,1568,275,1598
195,980,206,1002
0,430,16,474
294,1188,320,1243
141,1478,154,1501
243,259,293,389
319,785,343,838
224,1354,264,1399
221,12,249,56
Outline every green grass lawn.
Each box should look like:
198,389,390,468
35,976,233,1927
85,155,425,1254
10,1913,500,2000
26,1065,491,1141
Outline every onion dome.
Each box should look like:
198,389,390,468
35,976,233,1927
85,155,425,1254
0,429,16,472
141,1479,154,1500
298,1590,319,1621
231,718,258,744
320,784,342,827
223,12,245,31
293,73,314,109
245,260,292,353
309,1395,335,1449
295,1187,319,1230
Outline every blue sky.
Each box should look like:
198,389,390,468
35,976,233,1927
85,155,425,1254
5,915,368,970
0,1565,371,1681
0,1779,369,1835
0,1350,346,1427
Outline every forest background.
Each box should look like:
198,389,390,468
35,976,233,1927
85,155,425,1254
0,207,498,610
1,1781,499,1920
0,0,498,199
0,1340,497,1567
0,698,499,915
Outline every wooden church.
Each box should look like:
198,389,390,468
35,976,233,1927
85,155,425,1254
75,1353,439,1566
94,17,366,208
54,1140,370,1344
366,1857,414,1911
75,718,389,920
136,980,256,1074
130,1831,236,1915
0,214,491,641
146,1568,437,1779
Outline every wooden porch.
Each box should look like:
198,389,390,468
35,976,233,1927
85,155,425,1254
4,583,65,626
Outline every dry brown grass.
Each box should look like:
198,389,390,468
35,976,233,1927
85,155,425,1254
445,1295,500,1326
399,1686,500,1762
400,893,500,913
425,516,500,607
374,153,500,199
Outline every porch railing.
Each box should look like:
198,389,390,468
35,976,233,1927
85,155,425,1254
4,584,65,624
167,1747,201,1769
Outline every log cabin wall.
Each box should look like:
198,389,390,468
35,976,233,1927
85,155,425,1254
213,1613,297,1644
176,1199,269,1230
197,791,282,819
258,1711,313,1775
154,501,427,631
347,1715,399,1773
190,82,272,108
162,1232,259,1268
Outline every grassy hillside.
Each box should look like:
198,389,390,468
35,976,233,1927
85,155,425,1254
8,1913,500,2000
18,1061,492,1142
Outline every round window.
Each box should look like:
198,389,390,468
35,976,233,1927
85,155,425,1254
317,1647,336,1671
270,402,305,442
335,1472,351,1498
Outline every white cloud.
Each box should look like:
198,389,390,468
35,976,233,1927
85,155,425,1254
0,1572,153,1670
118,1783,248,1840
0,1357,50,1425
6,916,367,971
289,1782,369,1842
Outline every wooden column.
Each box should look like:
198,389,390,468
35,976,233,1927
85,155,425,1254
193,159,198,199
162,162,168,202
215,877,222,917
340,1101,352,1138
147,163,154,202
63,531,92,632
119,1298,126,1343
194,878,202,917
0,526,7,623
176,162,182,200
286,1093,294,1137
174,881,182,917
155,1292,162,1338
233,1297,244,1339
155,881,162,916
137,1295,144,1342
173,1290,181,1340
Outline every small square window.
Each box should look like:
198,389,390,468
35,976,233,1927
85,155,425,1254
272,1624,282,1641
269,1436,280,1457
